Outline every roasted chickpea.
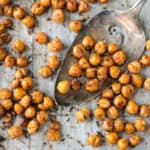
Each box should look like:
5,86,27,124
8,125,23,139
69,20,82,32
27,119,39,134
3,113,12,123
22,16,36,28
112,82,121,94
93,107,105,120
0,31,12,43
51,0,65,9
31,90,43,104
113,50,126,65
140,54,150,66
72,44,85,59
89,53,101,66
102,88,114,99
97,66,108,80
24,106,36,119
47,128,60,141
102,119,113,131
4,55,16,68
107,106,119,119
108,43,118,54
0,0,9,5
144,77,150,90
99,0,109,3
13,40,25,53
101,56,114,67
0,104,5,117
16,56,28,67
121,84,135,98
86,68,97,78
0,37,3,45
75,108,91,122
114,119,125,132
134,118,147,132
78,57,90,69
48,37,63,52
2,99,13,110
66,0,77,12
15,68,27,79
39,66,52,78
35,32,48,44
119,73,130,84
1,18,12,28
68,63,82,77
36,111,49,125
146,39,150,51
20,95,31,108
128,61,141,73
98,98,111,109
50,120,61,130
21,77,33,90
117,138,128,150
71,79,81,91
57,80,70,94
52,9,65,23
109,66,121,79
40,0,51,7
125,122,135,134
129,134,141,147
0,47,8,61
139,104,150,118
13,103,24,115
13,7,25,19
126,100,139,115
48,55,60,69
85,78,99,92
3,5,13,17
94,41,106,55
105,132,119,145
0,88,12,100
113,95,127,109
82,35,94,49
87,134,102,147
78,0,89,14
13,87,26,100
131,74,143,88
31,2,45,16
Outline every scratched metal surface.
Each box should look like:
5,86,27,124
0,0,150,150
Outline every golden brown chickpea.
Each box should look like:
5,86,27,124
27,119,39,134
102,119,114,131
0,37,3,45
21,77,33,90
102,88,114,99
117,138,128,150
109,66,121,79
1,18,13,28
35,32,48,44
86,68,97,78
93,107,105,120
112,82,121,94
0,0,9,5
107,106,119,119
13,87,26,100
31,2,45,16
87,134,102,147
85,78,99,92
13,103,24,115
72,44,85,59
113,95,127,109
50,120,61,130
126,100,139,115
51,0,65,9
22,16,36,28
75,108,91,122
99,0,109,3
98,98,111,109
3,113,12,123
24,106,36,119
0,47,8,61
47,128,60,141
36,111,49,125
146,39,150,51
4,55,16,68
13,7,25,19
19,95,31,108
1,99,13,110
78,0,89,14
134,118,147,132
48,55,60,69
39,66,52,78
68,63,82,77
89,53,101,66
15,68,27,79
66,0,77,12
144,77,150,90
8,125,23,139
139,104,150,118
0,104,5,117
140,54,150,66
78,57,90,69
69,20,82,32
3,5,13,17
129,134,141,147
31,90,43,104
52,9,65,23
119,73,130,85
105,132,119,145
40,0,51,7
16,56,28,67
121,84,135,98
131,74,143,88
0,88,12,100
48,37,63,52
101,56,114,67
114,119,125,132
0,31,12,43
113,50,126,65
97,66,108,80
82,35,94,49
94,41,107,55
71,79,81,91
125,123,135,134
108,43,118,54
128,61,141,73
57,80,70,94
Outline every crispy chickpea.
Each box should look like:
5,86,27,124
82,35,94,49
68,63,82,77
0,104,4,117
121,84,135,98
15,68,27,79
51,0,65,9
19,95,31,108
8,125,23,139
3,113,12,123
134,118,147,132
50,120,61,130
102,119,113,131
101,56,114,67
113,95,127,109
36,111,49,125
85,78,99,92
129,134,141,147
35,32,48,44
24,106,36,119
71,79,81,91
146,39,150,51
40,0,51,7
144,77,150,90
0,88,12,100
105,132,119,145
87,134,102,147
47,128,60,141
48,55,60,69
0,0,9,5
94,41,106,55
13,7,25,19
57,80,70,94
86,68,96,78
39,66,52,78
21,77,33,90
114,119,125,132
22,16,36,28
139,104,150,118
128,61,141,73
13,103,24,115
126,100,139,115
140,54,150,66
31,90,43,104
78,57,90,69
107,106,119,119
117,138,128,150
3,5,13,17
72,44,85,59
109,66,121,79
119,73,130,84
113,50,126,65
16,56,28,67
78,0,89,14
99,0,109,3
13,87,26,100
27,119,39,134
2,99,13,110
93,107,105,120
97,66,108,80
4,55,16,68
89,53,101,66
31,2,45,16
52,9,65,23
0,31,12,43
125,123,135,134
13,40,25,53
112,82,121,94
108,43,118,54
0,37,3,45
75,108,91,122
1,18,12,28
10,79,20,89
66,0,77,12
98,98,111,109
131,74,143,88
102,88,114,99
48,37,63,52
69,20,82,32
0,48,8,61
